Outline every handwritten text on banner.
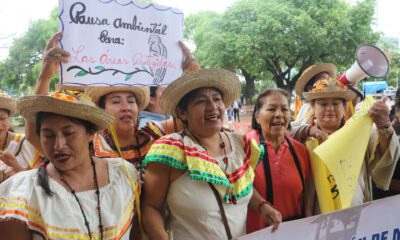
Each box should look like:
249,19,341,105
59,0,183,86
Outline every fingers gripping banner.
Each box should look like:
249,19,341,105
312,96,375,211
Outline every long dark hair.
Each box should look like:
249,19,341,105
251,88,291,133
36,112,97,197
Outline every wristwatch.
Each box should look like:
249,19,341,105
378,124,391,135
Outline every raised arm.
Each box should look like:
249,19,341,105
25,32,70,152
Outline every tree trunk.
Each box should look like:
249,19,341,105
241,69,256,103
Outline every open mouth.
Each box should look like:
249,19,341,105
119,114,133,121
205,113,221,121
270,122,286,129
53,153,70,162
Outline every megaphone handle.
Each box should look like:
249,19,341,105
347,84,364,101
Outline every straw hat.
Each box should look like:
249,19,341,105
295,63,337,96
55,83,86,92
85,86,150,111
17,90,115,130
302,78,357,101
160,68,241,117
0,89,16,115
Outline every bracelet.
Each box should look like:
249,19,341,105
378,125,393,136
258,200,273,212
376,122,391,130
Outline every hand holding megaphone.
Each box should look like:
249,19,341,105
337,45,389,86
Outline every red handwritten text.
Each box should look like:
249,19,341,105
99,50,129,65
132,53,176,69
69,45,96,64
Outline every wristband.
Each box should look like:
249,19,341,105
258,200,273,212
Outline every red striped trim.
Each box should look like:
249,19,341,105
0,209,48,238
154,138,218,164
154,135,259,184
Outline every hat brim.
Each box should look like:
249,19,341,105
303,90,356,102
0,97,17,116
295,63,337,96
17,95,115,130
55,84,86,92
160,68,241,117
85,86,150,111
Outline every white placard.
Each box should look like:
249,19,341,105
238,195,400,240
59,0,183,86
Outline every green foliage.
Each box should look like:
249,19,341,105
185,0,379,100
0,8,58,93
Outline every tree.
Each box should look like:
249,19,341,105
185,0,379,101
0,9,58,93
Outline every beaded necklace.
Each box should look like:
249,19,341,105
186,130,231,171
55,157,103,240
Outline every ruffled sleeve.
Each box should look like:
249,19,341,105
0,170,38,232
143,133,188,171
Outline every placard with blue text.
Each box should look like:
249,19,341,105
59,0,183,86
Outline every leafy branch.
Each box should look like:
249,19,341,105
67,65,153,81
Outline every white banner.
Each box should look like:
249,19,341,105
238,195,400,240
59,0,183,86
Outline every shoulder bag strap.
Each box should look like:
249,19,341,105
208,183,232,240
284,136,305,189
260,134,274,206
285,136,306,217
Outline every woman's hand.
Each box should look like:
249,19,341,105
179,41,200,72
39,31,70,82
369,96,391,129
308,126,329,143
0,152,24,173
259,203,282,231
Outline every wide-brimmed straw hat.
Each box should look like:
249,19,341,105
17,90,115,130
55,83,86,92
85,86,150,111
295,63,337,96
0,89,16,115
160,68,241,117
302,78,357,101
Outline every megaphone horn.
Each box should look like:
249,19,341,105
337,44,389,85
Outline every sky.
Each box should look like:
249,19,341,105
0,0,399,61
0,0,236,61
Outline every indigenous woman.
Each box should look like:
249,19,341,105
0,89,41,183
142,69,281,240
0,90,140,239
303,78,399,205
246,89,314,233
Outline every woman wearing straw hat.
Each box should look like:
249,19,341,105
141,69,281,240
0,88,41,183
292,63,337,128
85,85,152,170
302,77,399,206
0,90,141,239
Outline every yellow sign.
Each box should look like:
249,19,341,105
306,139,341,213
313,96,374,210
